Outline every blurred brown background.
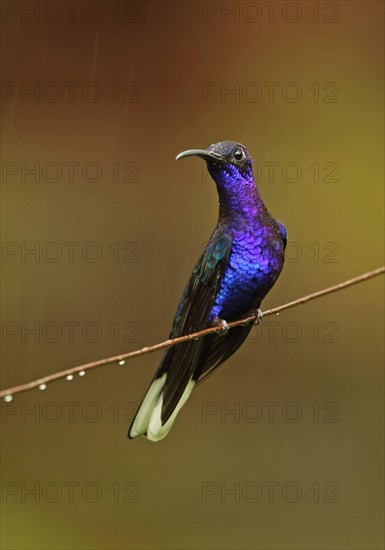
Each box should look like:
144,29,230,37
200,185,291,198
1,1,384,549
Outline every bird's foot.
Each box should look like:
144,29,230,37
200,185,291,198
213,317,230,335
252,308,263,326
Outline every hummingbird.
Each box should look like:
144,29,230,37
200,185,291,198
129,141,287,441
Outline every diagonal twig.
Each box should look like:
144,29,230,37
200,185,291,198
1,266,384,400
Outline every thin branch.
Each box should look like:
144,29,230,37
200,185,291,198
1,266,384,400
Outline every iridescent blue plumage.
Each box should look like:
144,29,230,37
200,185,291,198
129,141,286,441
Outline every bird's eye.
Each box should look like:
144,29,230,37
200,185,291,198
233,148,244,161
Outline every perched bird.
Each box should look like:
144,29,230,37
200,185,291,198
129,141,287,441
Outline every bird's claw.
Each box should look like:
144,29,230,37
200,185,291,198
214,318,230,335
253,309,263,326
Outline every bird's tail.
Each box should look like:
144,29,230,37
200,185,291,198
128,340,201,441
128,324,253,442
128,372,195,442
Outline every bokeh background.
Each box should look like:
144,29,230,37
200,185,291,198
1,1,384,549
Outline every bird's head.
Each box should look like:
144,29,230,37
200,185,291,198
176,140,254,185
176,141,257,215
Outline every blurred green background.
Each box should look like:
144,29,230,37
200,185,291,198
1,1,384,549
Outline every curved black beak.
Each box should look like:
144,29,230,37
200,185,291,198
176,149,224,163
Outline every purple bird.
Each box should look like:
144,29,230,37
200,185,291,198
129,141,287,441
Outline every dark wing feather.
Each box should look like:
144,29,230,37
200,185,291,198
156,226,233,422
194,324,253,386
